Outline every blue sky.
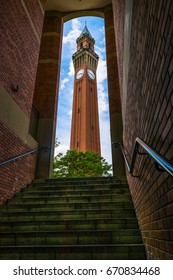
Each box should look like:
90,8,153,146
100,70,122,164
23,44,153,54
55,16,112,165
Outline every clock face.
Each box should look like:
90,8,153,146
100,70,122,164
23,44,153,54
76,69,84,79
87,69,95,80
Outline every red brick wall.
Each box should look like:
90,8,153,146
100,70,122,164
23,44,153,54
0,122,36,205
104,6,121,114
0,0,45,203
24,0,44,38
123,0,173,259
112,0,125,97
0,0,44,117
40,0,47,10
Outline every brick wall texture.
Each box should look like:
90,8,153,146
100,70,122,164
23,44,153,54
104,6,122,114
0,122,36,205
112,0,125,97
0,0,44,117
121,0,173,259
0,0,44,203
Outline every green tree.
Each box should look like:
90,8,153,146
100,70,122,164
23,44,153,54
53,150,112,178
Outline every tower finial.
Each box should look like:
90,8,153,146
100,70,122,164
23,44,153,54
85,21,87,27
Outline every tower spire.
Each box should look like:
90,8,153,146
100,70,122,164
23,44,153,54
77,24,95,44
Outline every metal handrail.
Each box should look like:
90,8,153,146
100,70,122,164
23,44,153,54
112,137,173,177
0,146,50,167
0,149,38,167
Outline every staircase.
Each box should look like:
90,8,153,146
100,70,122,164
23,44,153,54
0,177,146,259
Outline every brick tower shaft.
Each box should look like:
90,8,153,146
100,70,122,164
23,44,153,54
70,25,101,155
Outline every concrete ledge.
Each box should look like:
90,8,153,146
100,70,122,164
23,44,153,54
0,84,38,149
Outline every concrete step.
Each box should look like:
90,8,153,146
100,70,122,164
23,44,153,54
27,183,129,192
14,188,130,197
0,218,139,232
0,244,146,260
0,208,137,220
0,229,142,246
7,196,132,205
0,177,146,260
11,187,131,196
1,201,134,211
32,177,126,186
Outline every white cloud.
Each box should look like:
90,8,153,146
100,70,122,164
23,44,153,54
98,92,109,116
97,57,109,116
97,59,107,84
72,18,81,30
68,109,72,117
96,45,107,83
99,117,112,165
60,78,69,90
68,60,75,76
63,18,81,51
54,144,69,157
95,45,105,54
56,120,71,155
96,26,106,45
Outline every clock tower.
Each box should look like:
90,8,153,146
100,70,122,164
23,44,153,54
70,25,101,155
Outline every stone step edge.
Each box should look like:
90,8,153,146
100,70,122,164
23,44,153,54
11,193,131,199
0,207,135,212
23,185,129,189
5,201,132,207
0,217,138,223
0,228,141,234
0,243,145,248
0,210,134,215
9,199,131,203
32,177,126,183
19,189,130,195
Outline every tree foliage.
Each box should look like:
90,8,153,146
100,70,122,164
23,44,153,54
53,150,112,178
